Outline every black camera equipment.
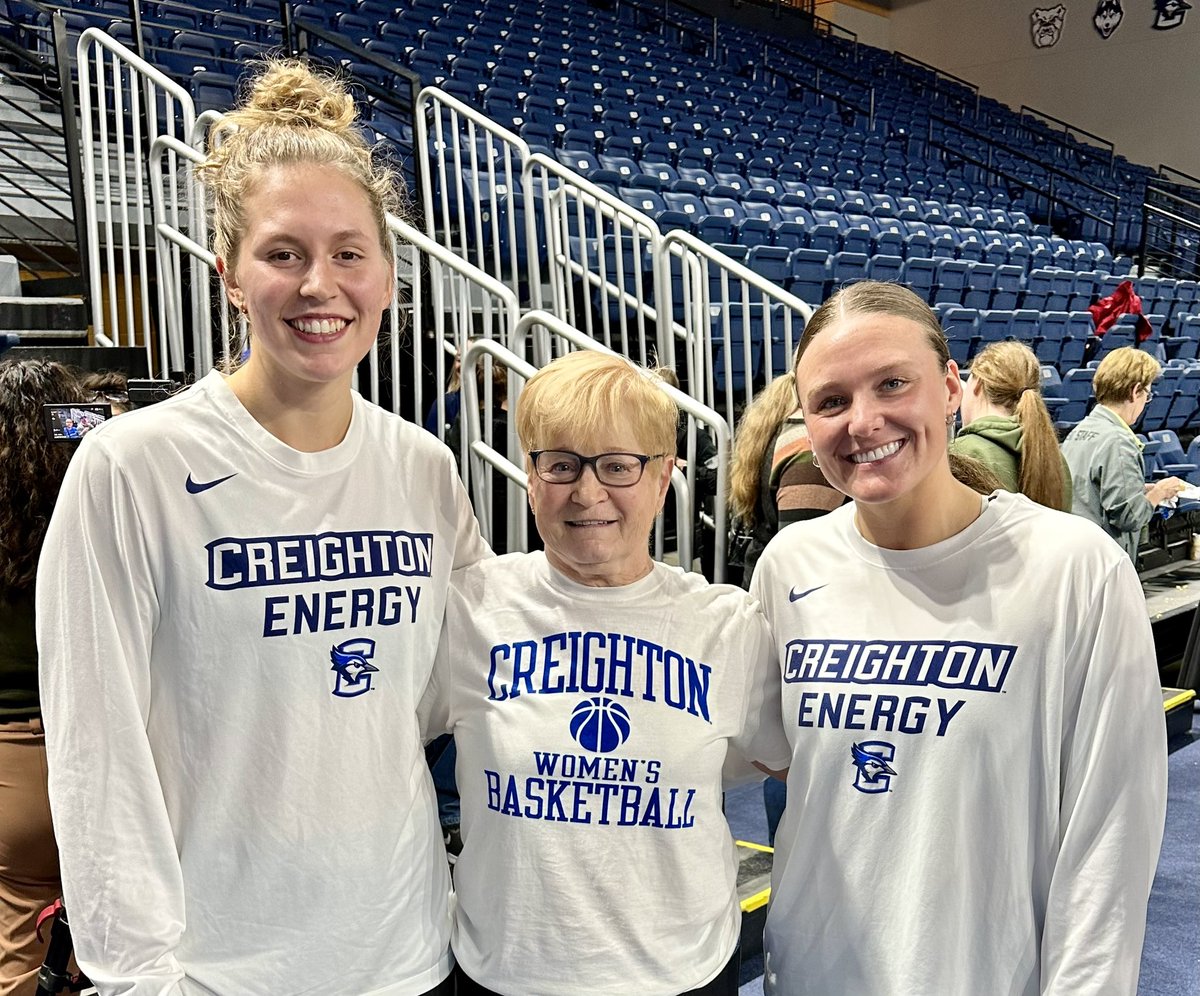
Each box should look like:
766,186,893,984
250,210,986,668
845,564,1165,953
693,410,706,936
35,900,91,995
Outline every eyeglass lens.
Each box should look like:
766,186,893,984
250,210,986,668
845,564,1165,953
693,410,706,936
534,450,648,486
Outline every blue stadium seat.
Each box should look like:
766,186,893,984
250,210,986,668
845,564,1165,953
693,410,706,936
902,257,937,303
933,259,971,305
1055,367,1096,428
788,248,830,305
829,252,869,290
962,262,996,309
977,310,1013,344
746,245,791,285
867,254,904,284
991,265,1023,309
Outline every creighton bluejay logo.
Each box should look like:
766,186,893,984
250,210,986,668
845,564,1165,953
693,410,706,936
330,638,379,698
1153,0,1191,29
851,741,897,794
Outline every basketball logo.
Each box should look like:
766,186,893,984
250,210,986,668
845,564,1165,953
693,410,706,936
569,696,632,754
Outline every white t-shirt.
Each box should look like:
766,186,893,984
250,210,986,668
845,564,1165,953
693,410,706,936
422,553,789,996
750,491,1166,996
37,371,489,996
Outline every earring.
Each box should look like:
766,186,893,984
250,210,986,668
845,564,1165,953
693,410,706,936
811,452,820,470
946,413,954,425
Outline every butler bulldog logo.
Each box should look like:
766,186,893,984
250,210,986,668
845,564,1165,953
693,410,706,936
1031,4,1066,46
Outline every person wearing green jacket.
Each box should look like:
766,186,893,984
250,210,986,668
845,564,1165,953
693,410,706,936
951,340,1073,512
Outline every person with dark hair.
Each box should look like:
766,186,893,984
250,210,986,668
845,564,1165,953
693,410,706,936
78,370,131,415
37,60,487,996
0,359,86,996
752,281,1166,995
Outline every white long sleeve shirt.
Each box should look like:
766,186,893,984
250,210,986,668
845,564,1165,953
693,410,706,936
37,371,489,996
751,491,1166,996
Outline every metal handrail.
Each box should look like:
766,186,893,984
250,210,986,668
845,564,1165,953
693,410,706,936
1018,103,1115,170
77,27,195,363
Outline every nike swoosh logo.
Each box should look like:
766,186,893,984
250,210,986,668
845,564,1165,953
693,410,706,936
789,584,827,602
186,472,237,494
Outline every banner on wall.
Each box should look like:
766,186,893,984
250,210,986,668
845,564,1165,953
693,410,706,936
1031,5,1067,46
1093,0,1124,36
1152,0,1191,28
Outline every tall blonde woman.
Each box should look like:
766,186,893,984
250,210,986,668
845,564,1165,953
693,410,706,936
752,281,1166,996
37,61,487,995
950,340,1072,510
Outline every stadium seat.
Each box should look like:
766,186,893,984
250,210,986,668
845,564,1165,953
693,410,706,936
787,248,830,305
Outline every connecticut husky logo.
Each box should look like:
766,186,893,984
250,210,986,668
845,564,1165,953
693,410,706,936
1153,0,1191,29
1092,0,1123,36
330,638,379,698
851,741,897,794
1031,5,1066,46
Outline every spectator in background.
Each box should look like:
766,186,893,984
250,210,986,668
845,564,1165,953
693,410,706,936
950,340,1072,511
424,344,462,437
37,60,487,996
79,370,131,415
0,359,87,996
1061,346,1187,564
754,281,1166,995
729,373,845,587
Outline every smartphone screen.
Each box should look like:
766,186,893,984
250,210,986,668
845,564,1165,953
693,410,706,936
42,403,113,441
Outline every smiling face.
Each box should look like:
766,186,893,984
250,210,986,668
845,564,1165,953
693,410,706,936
795,312,962,514
528,419,673,588
220,163,393,399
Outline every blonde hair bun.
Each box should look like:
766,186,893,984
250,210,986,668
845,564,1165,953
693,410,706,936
233,59,358,137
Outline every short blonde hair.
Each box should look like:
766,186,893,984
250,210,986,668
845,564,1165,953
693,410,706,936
517,351,677,457
1092,347,1161,406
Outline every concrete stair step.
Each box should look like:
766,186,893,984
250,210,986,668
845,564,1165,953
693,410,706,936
0,295,88,337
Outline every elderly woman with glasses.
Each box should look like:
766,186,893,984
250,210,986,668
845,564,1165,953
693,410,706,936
420,350,788,996
1062,346,1188,563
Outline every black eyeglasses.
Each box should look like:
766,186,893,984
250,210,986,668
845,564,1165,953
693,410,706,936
529,450,664,487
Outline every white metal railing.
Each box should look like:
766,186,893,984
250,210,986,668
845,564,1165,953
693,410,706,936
417,86,541,316
526,152,674,368
78,28,196,374
416,85,812,426
663,230,815,434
